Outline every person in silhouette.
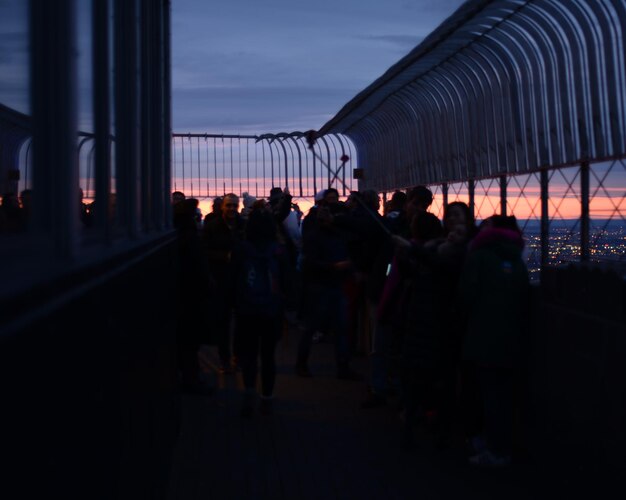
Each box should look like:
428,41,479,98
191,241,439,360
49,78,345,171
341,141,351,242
232,203,285,417
203,193,246,373
460,215,529,467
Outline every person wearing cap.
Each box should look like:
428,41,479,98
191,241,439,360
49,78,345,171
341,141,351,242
241,192,256,219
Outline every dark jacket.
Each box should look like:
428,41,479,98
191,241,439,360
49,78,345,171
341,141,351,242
231,240,285,317
203,214,246,297
402,241,445,373
302,224,350,287
459,228,529,368
334,205,389,302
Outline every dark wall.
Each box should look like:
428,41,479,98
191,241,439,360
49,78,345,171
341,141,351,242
526,265,626,476
1,235,180,499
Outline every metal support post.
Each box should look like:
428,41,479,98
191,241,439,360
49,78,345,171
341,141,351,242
140,0,153,231
468,178,475,220
163,0,172,228
30,0,78,259
442,182,449,208
540,169,549,270
151,0,165,230
580,160,590,262
500,174,507,216
93,0,111,240
114,0,140,237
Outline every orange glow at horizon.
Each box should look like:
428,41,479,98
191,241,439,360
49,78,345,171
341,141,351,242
193,192,623,222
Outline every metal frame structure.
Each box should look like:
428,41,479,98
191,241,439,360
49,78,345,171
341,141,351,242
319,0,626,270
170,132,356,199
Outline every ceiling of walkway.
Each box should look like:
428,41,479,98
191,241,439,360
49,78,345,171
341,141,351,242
319,0,626,190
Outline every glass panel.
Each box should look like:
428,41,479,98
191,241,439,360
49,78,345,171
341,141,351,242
0,0,30,235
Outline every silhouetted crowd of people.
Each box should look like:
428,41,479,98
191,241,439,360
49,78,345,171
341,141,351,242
0,190,31,233
0,188,110,233
172,184,530,467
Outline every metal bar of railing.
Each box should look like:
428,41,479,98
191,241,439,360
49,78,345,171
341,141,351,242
580,160,590,261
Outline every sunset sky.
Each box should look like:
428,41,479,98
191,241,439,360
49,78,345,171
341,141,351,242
0,0,623,221
169,0,623,221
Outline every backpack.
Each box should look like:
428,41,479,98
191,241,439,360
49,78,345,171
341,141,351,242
236,243,281,315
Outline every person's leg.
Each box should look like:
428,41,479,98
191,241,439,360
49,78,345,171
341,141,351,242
216,307,232,370
237,315,260,391
178,341,200,387
259,316,281,398
237,315,261,417
177,313,203,391
331,286,357,378
362,320,390,407
296,283,322,373
371,321,390,394
296,326,314,371
434,358,458,447
479,366,514,457
230,310,242,370
402,365,424,447
460,361,484,441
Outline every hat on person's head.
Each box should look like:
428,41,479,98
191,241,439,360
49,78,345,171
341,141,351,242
314,190,326,203
268,187,283,205
242,192,256,210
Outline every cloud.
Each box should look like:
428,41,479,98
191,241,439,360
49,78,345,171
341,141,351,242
173,85,358,133
357,34,425,50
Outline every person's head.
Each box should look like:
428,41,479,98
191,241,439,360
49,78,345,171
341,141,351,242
360,189,380,212
251,199,269,212
316,205,333,227
221,193,239,220
242,192,256,208
20,189,32,210
1,192,18,209
406,185,433,220
268,187,283,206
323,188,339,206
443,201,474,244
314,190,326,206
212,196,223,214
183,198,199,218
172,191,185,205
480,214,521,234
245,206,277,245
410,211,443,243
390,190,407,212
345,191,359,210
408,186,433,209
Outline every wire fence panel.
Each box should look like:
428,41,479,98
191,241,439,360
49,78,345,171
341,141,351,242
590,159,626,263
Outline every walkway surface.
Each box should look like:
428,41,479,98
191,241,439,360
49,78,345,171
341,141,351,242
168,328,598,500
